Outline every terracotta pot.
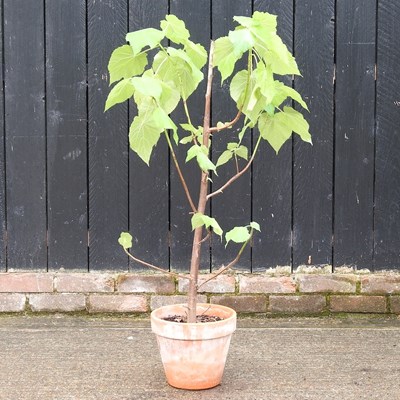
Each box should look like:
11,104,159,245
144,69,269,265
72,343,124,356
151,303,237,390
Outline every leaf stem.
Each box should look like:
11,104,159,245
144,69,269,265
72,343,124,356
209,109,242,133
197,230,253,289
206,133,262,200
234,154,239,174
123,248,191,280
163,131,197,213
183,99,193,126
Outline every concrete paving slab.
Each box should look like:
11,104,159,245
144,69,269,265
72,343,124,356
0,315,399,400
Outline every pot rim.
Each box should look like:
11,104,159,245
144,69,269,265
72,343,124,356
150,303,236,326
150,303,237,340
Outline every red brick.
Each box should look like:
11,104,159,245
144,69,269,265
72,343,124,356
55,273,114,293
150,295,207,310
211,295,266,313
239,275,296,294
0,294,26,312
269,295,326,314
390,297,400,314
297,274,357,293
361,275,400,294
330,296,387,313
29,294,86,312
88,294,148,313
116,274,175,294
178,274,235,293
0,273,53,293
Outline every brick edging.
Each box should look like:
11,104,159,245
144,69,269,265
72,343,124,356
0,271,399,314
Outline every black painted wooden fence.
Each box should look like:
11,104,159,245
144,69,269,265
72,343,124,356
0,0,399,272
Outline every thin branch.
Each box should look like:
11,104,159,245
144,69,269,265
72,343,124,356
197,230,211,245
123,248,191,281
197,233,251,289
207,134,262,200
164,131,197,213
234,154,239,174
209,109,242,133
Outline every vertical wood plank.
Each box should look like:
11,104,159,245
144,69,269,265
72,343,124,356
334,0,375,269
169,0,211,272
211,0,252,272
252,0,294,271
0,0,5,271
293,0,335,268
128,0,169,271
4,0,47,270
374,0,400,269
88,0,129,270
46,0,88,270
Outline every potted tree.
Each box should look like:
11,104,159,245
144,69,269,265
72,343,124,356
105,12,311,390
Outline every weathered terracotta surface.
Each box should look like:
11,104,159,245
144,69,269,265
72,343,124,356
151,303,237,390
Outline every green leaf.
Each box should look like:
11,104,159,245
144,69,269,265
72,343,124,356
160,14,190,44
185,144,200,162
159,80,180,114
258,112,292,154
272,82,309,110
258,107,312,153
265,104,275,116
118,232,132,249
196,151,217,174
234,12,277,33
153,49,203,100
252,11,278,31
230,70,265,126
184,40,207,69
250,221,261,232
232,15,255,29
126,28,164,55
108,45,148,84
227,142,238,151
247,83,261,112
228,27,254,54
216,150,233,168
129,109,163,165
255,62,277,104
225,226,251,247
152,107,177,136
132,75,180,115
180,123,203,135
191,213,223,237
105,78,135,111
203,216,223,237
131,76,162,99
191,212,205,229
180,123,195,133
180,135,193,144
235,145,248,160
257,34,300,76
213,36,243,82
180,124,202,144
230,70,248,104
281,106,312,144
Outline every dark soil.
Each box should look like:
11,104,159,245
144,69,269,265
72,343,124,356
162,314,223,323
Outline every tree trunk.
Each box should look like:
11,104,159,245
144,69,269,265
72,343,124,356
187,40,215,323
